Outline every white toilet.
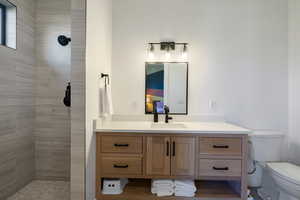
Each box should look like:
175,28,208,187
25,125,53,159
248,131,300,200
267,162,300,200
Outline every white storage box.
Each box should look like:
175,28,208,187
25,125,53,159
102,178,128,195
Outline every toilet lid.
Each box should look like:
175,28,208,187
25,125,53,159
268,162,300,185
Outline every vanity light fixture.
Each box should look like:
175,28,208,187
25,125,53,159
149,43,155,52
147,43,155,60
160,42,176,51
181,43,188,59
147,42,188,60
165,45,171,61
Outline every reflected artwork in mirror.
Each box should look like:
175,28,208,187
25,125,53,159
145,62,188,115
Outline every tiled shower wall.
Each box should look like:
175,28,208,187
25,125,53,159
0,0,72,198
0,0,36,199
34,0,71,180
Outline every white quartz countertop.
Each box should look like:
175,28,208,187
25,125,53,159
94,120,250,134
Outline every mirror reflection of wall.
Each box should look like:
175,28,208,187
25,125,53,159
0,0,16,49
145,62,188,115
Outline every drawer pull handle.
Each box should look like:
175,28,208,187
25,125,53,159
213,145,229,149
166,141,170,156
113,164,129,168
114,144,129,147
172,142,176,157
213,167,229,171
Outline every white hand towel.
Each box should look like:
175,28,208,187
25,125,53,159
152,179,174,188
151,186,174,194
99,83,113,118
174,179,195,187
152,183,174,188
152,179,174,184
174,179,196,196
175,187,197,193
174,191,195,197
156,189,174,197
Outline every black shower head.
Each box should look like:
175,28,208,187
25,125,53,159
58,35,71,46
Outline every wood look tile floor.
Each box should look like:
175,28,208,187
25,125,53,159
7,181,70,200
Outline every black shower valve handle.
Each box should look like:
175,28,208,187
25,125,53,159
58,35,71,46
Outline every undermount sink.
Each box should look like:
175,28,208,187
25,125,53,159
151,123,187,129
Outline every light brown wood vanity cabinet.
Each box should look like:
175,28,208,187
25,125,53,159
96,132,248,200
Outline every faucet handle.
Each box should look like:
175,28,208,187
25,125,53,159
153,101,157,113
164,105,170,113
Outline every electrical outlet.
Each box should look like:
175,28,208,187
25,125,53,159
209,100,216,110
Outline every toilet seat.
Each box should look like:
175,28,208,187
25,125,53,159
267,162,300,186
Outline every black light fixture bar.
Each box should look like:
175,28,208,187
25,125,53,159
148,42,188,45
148,42,188,52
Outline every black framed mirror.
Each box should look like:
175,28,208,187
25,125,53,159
145,62,188,115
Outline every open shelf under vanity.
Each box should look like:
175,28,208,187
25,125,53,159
97,179,241,200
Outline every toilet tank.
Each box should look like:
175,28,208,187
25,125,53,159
249,131,284,162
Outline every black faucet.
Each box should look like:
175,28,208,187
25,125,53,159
164,105,173,123
153,102,158,123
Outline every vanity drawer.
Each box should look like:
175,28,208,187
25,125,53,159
101,157,142,175
199,137,242,156
101,136,143,153
199,159,242,177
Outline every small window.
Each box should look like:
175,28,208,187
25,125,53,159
0,0,16,49
0,4,5,45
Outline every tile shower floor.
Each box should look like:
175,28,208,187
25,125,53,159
7,181,69,200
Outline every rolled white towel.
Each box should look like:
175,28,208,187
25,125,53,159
174,191,195,197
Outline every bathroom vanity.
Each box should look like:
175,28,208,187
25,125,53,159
95,121,250,200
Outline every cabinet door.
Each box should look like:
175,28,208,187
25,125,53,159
171,137,196,176
146,136,171,176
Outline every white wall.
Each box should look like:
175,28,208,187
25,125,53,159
86,0,112,199
288,0,300,165
112,0,288,132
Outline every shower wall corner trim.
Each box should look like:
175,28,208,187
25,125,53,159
70,0,86,199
